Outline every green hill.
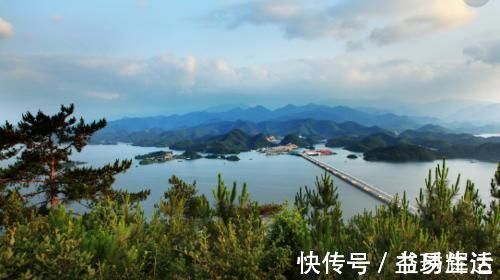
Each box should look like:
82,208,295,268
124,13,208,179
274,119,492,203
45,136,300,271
170,129,273,154
364,144,437,162
331,129,500,162
279,134,310,148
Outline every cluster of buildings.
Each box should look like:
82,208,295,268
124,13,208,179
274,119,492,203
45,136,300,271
259,143,335,157
260,143,299,155
293,148,335,156
265,136,281,145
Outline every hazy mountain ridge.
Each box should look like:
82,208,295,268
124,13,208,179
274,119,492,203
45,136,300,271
91,103,500,157
93,103,436,144
102,104,432,133
92,118,390,147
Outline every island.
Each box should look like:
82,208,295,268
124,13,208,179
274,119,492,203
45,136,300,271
205,154,240,161
225,155,240,161
134,151,174,165
134,150,203,164
177,150,203,160
134,150,240,165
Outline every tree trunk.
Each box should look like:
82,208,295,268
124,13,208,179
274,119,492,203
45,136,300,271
50,158,57,208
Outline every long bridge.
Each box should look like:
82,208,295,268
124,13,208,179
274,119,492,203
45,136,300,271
298,153,418,214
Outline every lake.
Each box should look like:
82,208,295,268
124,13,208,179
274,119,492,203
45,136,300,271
68,144,498,218
475,133,500,138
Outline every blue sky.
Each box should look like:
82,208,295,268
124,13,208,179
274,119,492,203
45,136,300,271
1,0,500,120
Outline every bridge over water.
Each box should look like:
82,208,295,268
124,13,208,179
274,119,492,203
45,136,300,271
298,154,418,214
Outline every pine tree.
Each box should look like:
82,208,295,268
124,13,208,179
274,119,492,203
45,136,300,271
213,174,251,224
0,104,148,215
487,164,500,268
416,159,460,237
294,173,345,259
491,163,500,199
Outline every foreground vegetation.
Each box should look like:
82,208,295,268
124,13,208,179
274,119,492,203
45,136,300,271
0,105,499,279
0,164,498,279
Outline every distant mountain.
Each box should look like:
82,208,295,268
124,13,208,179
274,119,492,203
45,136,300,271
104,106,272,132
99,103,433,135
92,119,389,147
414,124,452,134
204,104,250,112
448,103,500,125
450,123,500,134
256,119,387,138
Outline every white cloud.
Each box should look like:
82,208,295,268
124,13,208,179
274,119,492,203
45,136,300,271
1,53,499,112
0,17,14,39
369,0,474,45
86,91,120,101
207,0,362,40
207,0,476,44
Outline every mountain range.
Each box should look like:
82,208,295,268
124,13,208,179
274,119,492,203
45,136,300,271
89,103,500,162
92,118,391,147
102,103,437,132
92,103,440,146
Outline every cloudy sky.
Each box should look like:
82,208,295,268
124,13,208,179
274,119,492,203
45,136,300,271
1,0,499,120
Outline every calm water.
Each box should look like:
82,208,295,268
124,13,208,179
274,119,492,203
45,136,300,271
316,147,496,207
68,144,498,218
2,144,497,219
475,133,500,138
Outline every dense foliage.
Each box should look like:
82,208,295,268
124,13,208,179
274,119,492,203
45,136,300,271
280,134,313,148
170,129,271,154
327,130,500,162
364,144,438,162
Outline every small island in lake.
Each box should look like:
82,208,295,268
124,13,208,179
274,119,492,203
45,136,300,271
135,150,239,165
205,154,240,161
135,151,174,165
178,150,203,160
225,155,240,161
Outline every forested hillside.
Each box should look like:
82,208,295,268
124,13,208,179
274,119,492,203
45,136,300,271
327,129,500,162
